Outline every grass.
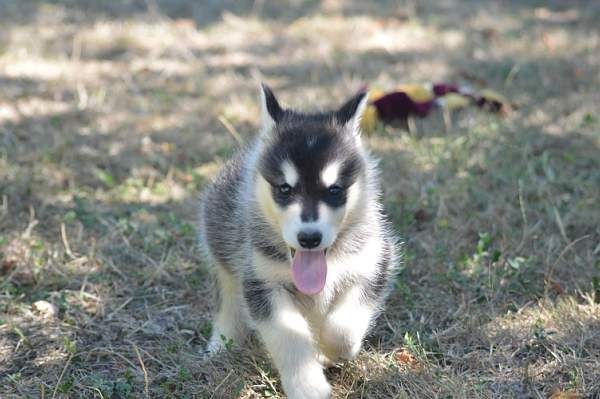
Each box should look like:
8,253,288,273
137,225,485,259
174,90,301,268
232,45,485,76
1,0,599,397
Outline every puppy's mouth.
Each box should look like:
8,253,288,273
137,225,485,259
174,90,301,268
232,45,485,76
289,247,328,296
288,247,327,258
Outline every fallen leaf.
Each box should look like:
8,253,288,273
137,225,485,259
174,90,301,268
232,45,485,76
549,389,579,399
1,259,17,274
414,209,428,224
394,348,420,369
549,279,565,295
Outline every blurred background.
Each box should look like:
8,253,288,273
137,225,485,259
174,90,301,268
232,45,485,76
1,1,599,398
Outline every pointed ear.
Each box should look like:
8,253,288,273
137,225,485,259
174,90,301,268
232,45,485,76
260,83,284,134
335,90,369,133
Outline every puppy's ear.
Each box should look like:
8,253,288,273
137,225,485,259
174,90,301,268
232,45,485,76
335,90,369,135
260,83,283,134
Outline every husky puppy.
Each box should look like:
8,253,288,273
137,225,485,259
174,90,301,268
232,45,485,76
199,85,398,399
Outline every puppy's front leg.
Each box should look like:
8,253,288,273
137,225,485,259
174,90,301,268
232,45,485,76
320,285,377,362
247,282,330,399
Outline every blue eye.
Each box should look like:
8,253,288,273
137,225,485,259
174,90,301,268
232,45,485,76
279,184,292,195
328,185,343,196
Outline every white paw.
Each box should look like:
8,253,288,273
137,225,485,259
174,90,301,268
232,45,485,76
320,324,364,361
316,352,336,368
205,337,223,354
341,338,363,361
203,331,235,358
281,364,331,399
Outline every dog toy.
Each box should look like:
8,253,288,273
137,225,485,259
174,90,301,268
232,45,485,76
360,83,512,134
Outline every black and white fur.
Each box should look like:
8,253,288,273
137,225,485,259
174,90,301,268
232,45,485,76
198,85,399,399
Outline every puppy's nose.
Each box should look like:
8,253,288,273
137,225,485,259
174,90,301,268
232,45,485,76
297,230,322,249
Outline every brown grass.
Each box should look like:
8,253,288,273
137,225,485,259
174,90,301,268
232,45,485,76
1,1,599,398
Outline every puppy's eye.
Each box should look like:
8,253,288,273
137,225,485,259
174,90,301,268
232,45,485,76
328,185,343,196
278,183,292,195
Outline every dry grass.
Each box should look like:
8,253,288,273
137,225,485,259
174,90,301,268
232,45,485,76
1,1,599,398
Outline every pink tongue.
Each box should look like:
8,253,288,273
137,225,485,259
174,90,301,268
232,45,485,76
291,250,327,295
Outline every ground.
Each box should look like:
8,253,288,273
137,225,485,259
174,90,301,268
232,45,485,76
1,1,599,398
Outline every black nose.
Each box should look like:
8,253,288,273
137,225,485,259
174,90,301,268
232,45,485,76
297,230,322,249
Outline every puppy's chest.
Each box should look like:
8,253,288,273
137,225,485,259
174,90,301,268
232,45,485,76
292,283,346,327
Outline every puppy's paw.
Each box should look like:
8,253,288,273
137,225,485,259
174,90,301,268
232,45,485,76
281,364,331,399
203,334,228,359
320,323,363,362
316,352,336,368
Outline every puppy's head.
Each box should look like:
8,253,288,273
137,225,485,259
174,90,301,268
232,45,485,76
255,84,369,255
